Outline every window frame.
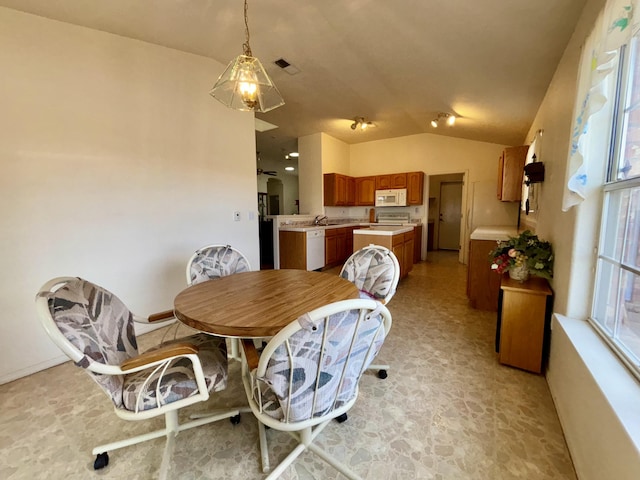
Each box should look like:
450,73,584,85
589,31,640,381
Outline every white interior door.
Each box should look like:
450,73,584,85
438,182,463,250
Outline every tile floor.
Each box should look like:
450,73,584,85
0,251,576,479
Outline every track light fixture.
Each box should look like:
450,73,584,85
430,112,456,128
350,117,376,130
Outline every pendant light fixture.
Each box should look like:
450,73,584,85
209,0,285,112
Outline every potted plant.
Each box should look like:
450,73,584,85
489,230,553,281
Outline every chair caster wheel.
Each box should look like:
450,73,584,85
94,452,109,470
377,369,388,379
335,413,348,423
230,414,241,425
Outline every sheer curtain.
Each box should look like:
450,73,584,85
562,0,637,211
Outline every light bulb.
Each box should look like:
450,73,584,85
361,122,368,130
238,81,258,109
447,115,456,126
431,119,438,128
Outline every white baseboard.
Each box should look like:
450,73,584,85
0,354,69,385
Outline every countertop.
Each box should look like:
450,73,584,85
278,222,366,233
353,225,415,236
470,225,519,241
279,222,418,233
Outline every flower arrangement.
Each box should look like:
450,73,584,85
489,230,554,280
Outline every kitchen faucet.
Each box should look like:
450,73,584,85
314,215,328,225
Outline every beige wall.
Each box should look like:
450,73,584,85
523,0,640,477
298,133,324,215
0,8,259,383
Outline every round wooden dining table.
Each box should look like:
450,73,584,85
173,269,360,338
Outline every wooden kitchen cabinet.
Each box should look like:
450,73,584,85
324,173,355,206
336,228,347,264
325,228,338,265
376,173,407,190
497,146,528,202
355,228,414,279
345,226,357,257
496,277,553,373
402,231,414,276
413,224,423,263
279,231,307,270
355,176,376,205
407,171,425,205
346,176,356,205
467,239,503,311
324,227,353,268
392,234,405,277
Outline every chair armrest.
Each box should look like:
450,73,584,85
120,342,199,371
241,339,260,371
148,309,175,322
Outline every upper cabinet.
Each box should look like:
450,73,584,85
325,171,425,206
355,176,376,206
406,171,424,205
376,173,407,190
497,146,528,202
324,173,352,206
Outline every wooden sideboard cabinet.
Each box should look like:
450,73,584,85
496,276,553,374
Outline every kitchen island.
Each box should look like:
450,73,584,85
467,225,519,311
353,225,415,278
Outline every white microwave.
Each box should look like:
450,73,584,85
375,189,407,207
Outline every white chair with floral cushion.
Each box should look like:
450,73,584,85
241,298,392,479
340,244,400,379
35,277,241,480
186,244,252,360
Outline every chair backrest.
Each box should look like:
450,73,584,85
253,299,392,424
35,277,138,408
339,244,400,304
186,244,252,286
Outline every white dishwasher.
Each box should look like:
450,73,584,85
306,229,325,271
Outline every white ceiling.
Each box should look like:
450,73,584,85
0,0,586,170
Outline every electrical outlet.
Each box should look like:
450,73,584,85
234,211,241,221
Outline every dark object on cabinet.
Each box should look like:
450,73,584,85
524,162,545,184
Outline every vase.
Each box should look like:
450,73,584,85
509,264,530,282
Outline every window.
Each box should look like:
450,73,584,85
591,30,640,378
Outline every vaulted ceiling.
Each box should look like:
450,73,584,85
0,0,586,171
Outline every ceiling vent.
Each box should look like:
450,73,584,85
274,58,300,75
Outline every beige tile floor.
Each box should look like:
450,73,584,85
0,251,576,479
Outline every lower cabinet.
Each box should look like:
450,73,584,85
496,277,553,373
467,239,503,311
324,227,355,268
279,231,307,270
413,224,423,263
354,229,414,279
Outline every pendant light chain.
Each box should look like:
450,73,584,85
242,0,252,57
